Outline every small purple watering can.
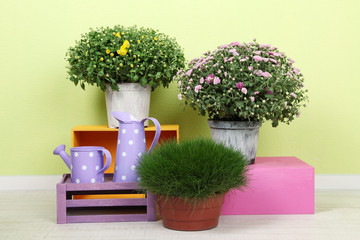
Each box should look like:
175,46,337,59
111,112,161,182
53,145,112,183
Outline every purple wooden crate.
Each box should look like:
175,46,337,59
56,173,156,224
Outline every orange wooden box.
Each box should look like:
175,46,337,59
71,125,179,199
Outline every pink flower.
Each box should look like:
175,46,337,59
224,72,228,77
262,72,272,78
231,42,240,46
253,55,262,62
296,111,301,118
240,58,247,62
205,73,215,83
248,66,253,71
176,69,182,75
178,80,181,87
241,88,247,94
186,86,190,90
235,82,244,90
178,94,182,100
267,91,273,94
189,78,193,82
227,57,234,62
229,49,237,53
200,77,204,84
250,96,255,102
254,70,263,76
254,51,261,55
290,92,297,98
213,77,221,85
218,70,221,74
186,69,193,76
270,58,278,64
254,91,259,95
262,58,269,62
194,85,202,93
289,58,295,63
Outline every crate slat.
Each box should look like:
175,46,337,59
66,198,147,207
66,214,148,223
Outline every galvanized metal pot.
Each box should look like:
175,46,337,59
208,120,261,164
105,83,150,128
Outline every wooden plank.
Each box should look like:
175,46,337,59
56,183,67,224
66,214,148,223
146,192,156,221
65,181,141,191
66,198,147,207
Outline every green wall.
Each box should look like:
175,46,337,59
1,0,359,175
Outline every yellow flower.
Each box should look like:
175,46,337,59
154,37,158,41
118,45,128,56
141,35,145,39
123,40,130,48
110,53,114,57
137,40,141,44
130,64,134,68
115,32,120,38
106,49,111,54
121,31,125,35
120,63,123,67
100,57,104,61
133,55,136,58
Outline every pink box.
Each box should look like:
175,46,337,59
221,157,314,215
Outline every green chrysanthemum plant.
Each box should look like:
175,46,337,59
66,25,185,91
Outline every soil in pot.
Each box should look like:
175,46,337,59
156,195,224,231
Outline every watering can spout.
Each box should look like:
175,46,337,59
111,112,138,123
53,144,72,170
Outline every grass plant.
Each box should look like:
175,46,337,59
136,138,248,201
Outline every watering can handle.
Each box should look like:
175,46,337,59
142,117,161,153
98,149,112,173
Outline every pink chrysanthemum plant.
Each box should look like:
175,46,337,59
175,39,308,127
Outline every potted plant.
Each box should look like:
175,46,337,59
136,138,248,231
175,39,308,164
66,25,185,128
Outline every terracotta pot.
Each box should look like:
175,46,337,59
156,195,224,231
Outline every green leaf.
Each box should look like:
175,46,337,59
236,102,244,108
140,76,147,86
133,75,139,82
98,71,104,76
155,72,161,79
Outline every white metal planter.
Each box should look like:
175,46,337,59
105,83,151,128
208,120,261,164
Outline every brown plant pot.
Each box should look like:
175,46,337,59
156,195,224,231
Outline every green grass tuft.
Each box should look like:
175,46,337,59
136,137,249,200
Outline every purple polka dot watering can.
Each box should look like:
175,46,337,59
111,112,161,182
53,145,112,183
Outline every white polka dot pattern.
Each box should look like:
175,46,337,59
89,152,94,157
129,140,133,145
122,175,126,180
82,165,87,170
91,178,96,183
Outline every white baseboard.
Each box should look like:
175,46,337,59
315,174,360,190
0,175,63,191
0,174,359,191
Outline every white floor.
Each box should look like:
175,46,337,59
0,190,359,240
